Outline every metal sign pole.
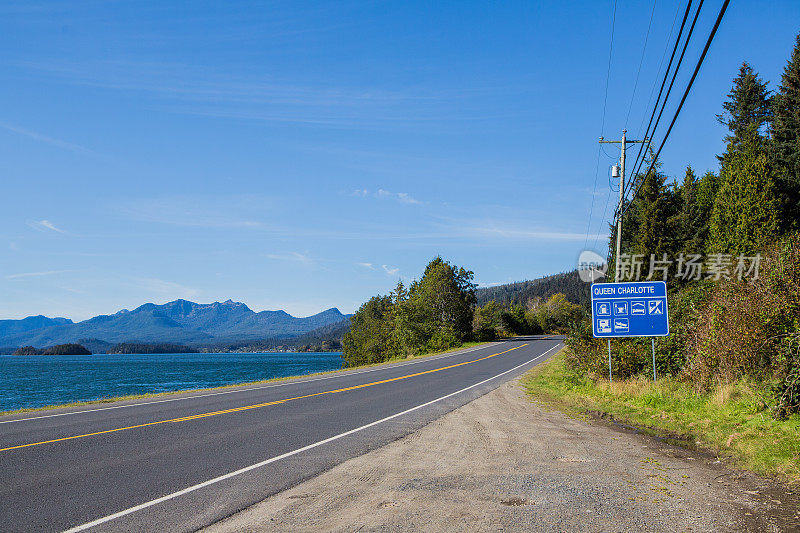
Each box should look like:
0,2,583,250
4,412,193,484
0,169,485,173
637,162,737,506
607,339,612,385
652,338,657,381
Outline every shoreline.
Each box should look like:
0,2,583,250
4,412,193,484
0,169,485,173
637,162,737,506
0,341,491,417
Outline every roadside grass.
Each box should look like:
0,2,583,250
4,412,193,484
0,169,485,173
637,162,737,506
521,348,800,486
0,341,491,417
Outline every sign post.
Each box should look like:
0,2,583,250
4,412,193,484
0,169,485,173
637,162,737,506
591,281,669,382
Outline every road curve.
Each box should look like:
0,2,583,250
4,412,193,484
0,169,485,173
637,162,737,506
0,336,562,532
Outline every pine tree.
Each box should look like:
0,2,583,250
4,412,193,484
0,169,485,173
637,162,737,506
674,166,699,251
708,129,781,255
694,171,721,253
716,62,773,153
772,33,800,230
673,166,721,254
631,168,678,279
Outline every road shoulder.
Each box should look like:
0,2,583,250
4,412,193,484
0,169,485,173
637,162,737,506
203,372,797,532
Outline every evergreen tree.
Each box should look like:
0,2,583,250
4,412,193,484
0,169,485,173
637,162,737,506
716,62,773,155
772,33,800,230
630,167,678,279
708,129,781,254
411,257,476,345
674,166,699,252
694,171,721,252
674,166,720,254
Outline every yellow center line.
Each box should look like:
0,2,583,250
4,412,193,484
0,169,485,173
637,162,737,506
1,343,529,453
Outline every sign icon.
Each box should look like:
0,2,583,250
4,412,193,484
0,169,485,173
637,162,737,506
631,300,646,315
613,302,628,315
595,302,611,316
597,318,612,333
613,318,629,332
648,300,664,315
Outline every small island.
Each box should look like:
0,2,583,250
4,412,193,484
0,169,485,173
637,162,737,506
12,343,92,355
107,343,199,354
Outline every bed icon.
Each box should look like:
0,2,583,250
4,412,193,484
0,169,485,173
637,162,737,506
631,301,646,315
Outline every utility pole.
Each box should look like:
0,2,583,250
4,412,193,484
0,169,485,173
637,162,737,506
598,130,646,281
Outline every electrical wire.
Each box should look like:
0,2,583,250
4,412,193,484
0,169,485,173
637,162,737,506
620,0,730,217
623,0,695,201
584,0,617,250
624,0,658,129
621,0,700,206
637,1,683,137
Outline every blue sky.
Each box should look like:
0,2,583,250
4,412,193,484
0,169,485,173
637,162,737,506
1,0,798,320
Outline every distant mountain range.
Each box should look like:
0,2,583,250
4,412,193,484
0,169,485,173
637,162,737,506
0,300,351,350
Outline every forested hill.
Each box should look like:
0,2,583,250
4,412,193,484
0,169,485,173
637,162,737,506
476,270,590,308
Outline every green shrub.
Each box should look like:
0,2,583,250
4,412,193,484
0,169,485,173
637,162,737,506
684,234,800,401
564,319,650,379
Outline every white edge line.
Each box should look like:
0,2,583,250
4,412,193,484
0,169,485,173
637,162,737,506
63,343,562,533
2,342,505,424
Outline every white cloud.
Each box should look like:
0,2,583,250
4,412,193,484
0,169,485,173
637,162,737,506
382,264,400,276
264,252,313,265
0,121,94,155
120,194,270,228
444,217,605,242
137,278,199,299
7,269,79,279
28,219,67,234
355,262,376,270
354,188,422,205
396,192,422,205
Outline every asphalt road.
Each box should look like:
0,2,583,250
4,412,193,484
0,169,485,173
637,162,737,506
0,336,562,532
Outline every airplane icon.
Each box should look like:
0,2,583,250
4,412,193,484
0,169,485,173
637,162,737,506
613,318,629,332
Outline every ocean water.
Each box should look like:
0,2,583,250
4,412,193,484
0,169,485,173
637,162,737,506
0,352,344,412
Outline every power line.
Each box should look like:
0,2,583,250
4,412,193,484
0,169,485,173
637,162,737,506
620,0,731,217
584,0,618,250
621,0,700,204
624,0,658,129
637,1,684,137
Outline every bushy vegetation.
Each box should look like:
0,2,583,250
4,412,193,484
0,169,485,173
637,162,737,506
565,36,800,420
343,257,477,366
343,256,584,366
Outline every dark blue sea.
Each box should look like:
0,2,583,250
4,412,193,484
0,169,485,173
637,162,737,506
0,352,344,412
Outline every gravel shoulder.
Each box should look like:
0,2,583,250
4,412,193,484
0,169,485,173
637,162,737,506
203,376,799,532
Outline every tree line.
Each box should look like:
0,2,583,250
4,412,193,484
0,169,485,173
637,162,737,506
343,257,583,367
569,34,800,418
613,35,800,272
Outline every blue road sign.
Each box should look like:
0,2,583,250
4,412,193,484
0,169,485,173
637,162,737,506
591,281,669,338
